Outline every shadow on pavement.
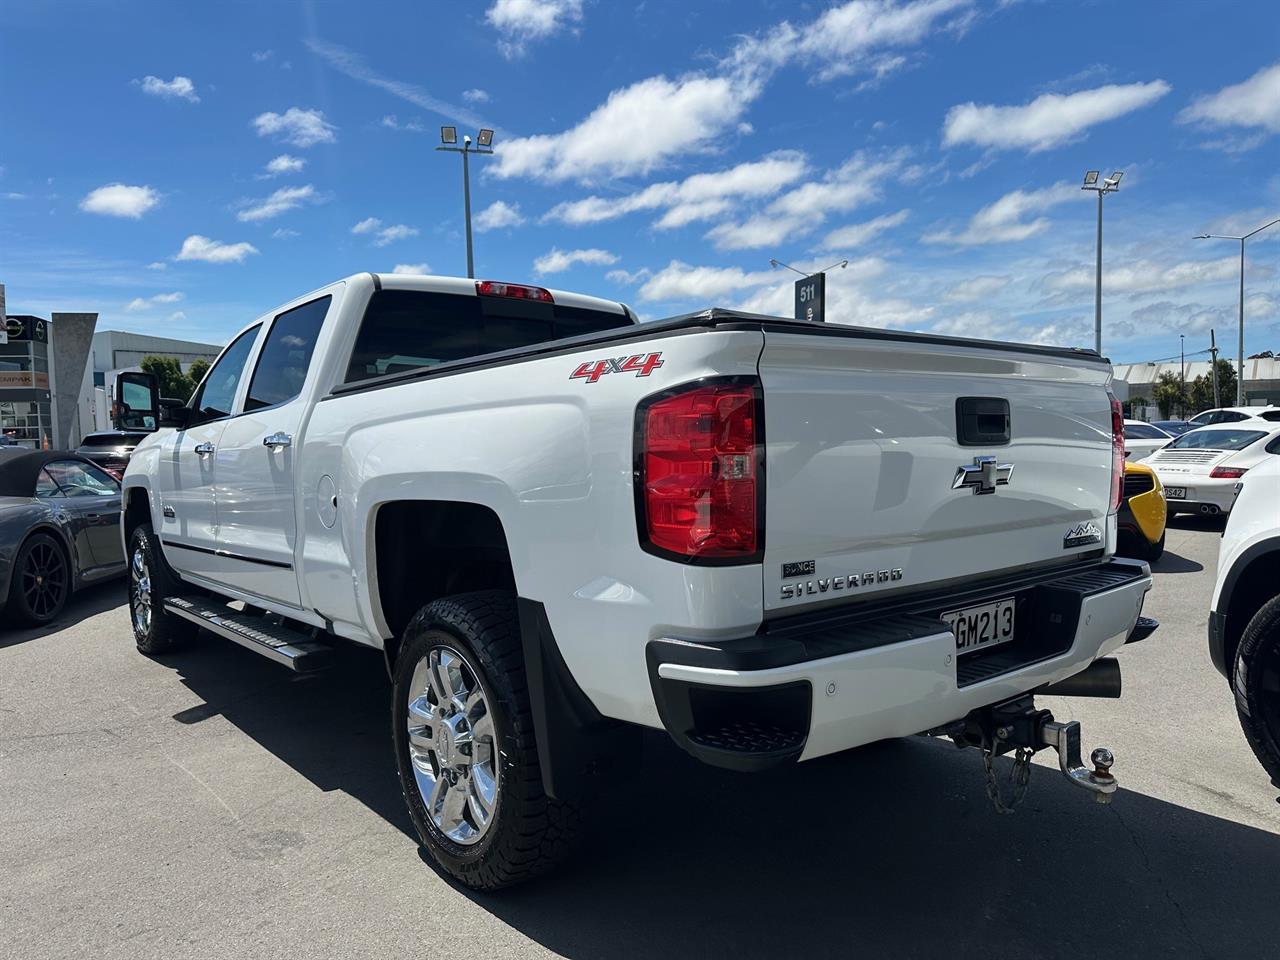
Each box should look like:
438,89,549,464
1150,551,1205,574
0,576,125,649
161,636,1277,960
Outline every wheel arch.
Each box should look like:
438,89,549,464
1217,538,1280,683
122,483,154,549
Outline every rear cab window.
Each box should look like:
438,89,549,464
344,288,632,384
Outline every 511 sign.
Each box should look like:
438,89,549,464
794,272,826,323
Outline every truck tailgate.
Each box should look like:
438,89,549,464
759,330,1114,614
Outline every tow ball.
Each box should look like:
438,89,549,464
938,696,1118,811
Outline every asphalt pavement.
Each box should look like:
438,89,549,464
2,517,1277,960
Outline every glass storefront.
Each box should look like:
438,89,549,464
0,317,55,449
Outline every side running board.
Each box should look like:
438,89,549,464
164,596,334,672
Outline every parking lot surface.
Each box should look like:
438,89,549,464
2,517,1277,960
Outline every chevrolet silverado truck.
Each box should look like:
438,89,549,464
120,272,1156,889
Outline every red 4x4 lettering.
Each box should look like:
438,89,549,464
570,352,663,383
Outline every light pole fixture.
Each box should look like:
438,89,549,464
436,127,496,279
1194,216,1280,405
768,258,848,323
1082,170,1123,356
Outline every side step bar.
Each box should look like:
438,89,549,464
164,596,334,672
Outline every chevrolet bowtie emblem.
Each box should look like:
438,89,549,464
953,455,1014,495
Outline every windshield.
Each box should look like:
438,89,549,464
1168,429,1268,451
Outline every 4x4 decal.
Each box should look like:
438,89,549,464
570,352,664,384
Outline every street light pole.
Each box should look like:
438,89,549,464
1082,170,1123,355
437,126,496,279
1209,329,1221,408
1195,216,1280,405
1180,334,1186,417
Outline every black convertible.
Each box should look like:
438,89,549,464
0,450,126,625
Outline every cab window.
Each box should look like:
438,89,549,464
190,325,262,422
245,296,331,411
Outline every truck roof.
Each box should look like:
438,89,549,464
369,272,633,319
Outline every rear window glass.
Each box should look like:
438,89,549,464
78,433,148,447
1168,429,1267,451
344,290,632,384
1124,423,1165,440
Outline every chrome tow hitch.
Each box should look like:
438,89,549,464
935,695,1118,812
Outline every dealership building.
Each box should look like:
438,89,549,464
1,282,223,449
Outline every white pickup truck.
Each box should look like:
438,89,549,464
120,272,1157,889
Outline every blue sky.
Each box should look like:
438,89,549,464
2,0,1279,364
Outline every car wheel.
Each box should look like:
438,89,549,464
128,524,196,655
5,531,69,625
391,591,579,890
1233,595,1280,789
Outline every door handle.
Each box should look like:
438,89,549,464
194,442,215,456
263,432,293,450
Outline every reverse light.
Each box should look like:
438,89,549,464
475,280,553,302
1108,390,1124,513
636,380,762,561
1210,466,1248,479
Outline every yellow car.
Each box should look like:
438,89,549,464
1117,461,1166,561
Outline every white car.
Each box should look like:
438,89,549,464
1209,457,1280,786
1187,405,1280,427
1148,423,1280,516
1123,419,1173,462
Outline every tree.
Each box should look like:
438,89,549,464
140,355,195,402
1188,359,1238,413
1248,350,1274,359
187,358,211,387
1152,371,1188,420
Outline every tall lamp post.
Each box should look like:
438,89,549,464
1194,217,1280,405
436,126,495,279
1082,170,1123,355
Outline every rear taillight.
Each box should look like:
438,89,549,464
1210,466,1248,479
636,379,762,561
1109,390,1124,513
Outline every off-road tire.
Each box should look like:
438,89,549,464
128,524,196,655
5,531,70,626
391,591,579,890
1233,594,1280,788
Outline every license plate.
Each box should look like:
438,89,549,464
943,597,1016,653
1166,486,1187,500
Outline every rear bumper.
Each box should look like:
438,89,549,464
1163,478,1237,512
648,558,1153,771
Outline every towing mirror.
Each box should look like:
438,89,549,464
113,371,160,431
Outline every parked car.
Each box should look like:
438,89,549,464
0,449,126,625
1117,462,1166,560
1209,457,1280,787
1148,424,1280,517
1152,419,1194,436
1123,419,1173,462
119,272,1154,889
75,430,152,480
1187,405,1280,427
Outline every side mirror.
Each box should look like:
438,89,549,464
113,371,160,431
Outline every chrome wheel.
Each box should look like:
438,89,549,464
406,644,498,845
21,539,67,620
130,547,152,636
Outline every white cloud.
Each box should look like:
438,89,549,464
1041,256,1241,299
922,181,1078,246
391,263,432,275
945,275,1011,302
237,184,320,222
272,227,300,239
534,248,618,274
252,107,337,147
252,50,274,62
264,154,306,176
127,291,186,312
373,224,419,246
351,217,382,235
137,75,199,102
639,261,780,302
820,209,910,249
1180,62,1280,138
5,192,26,200
305,39,489,131
728,257,928,329
494,73,754,183
146,261,167,271
125,298,148,312
486,0,584,58
381,114,425,132
943,81,1171,152
169,311,187,322
606,268,652,285
175,235,259,264
707,153,900,250
462,88,491,104
545,152,808,229
152,291,184,303
80,183,160,218
474,200,525,232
